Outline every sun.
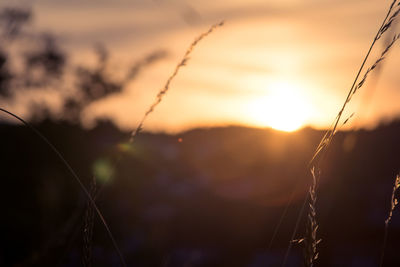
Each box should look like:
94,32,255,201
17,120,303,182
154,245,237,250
246,80,311,132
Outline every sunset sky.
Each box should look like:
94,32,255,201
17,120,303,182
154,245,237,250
2,0,400,133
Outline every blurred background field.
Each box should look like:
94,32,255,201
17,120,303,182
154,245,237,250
2,120,400,266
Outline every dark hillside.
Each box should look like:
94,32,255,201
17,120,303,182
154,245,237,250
1,120,400,266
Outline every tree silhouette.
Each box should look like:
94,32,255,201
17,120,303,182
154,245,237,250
0,5,166,123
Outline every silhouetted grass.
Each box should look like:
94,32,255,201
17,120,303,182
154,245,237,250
380,174,400,266
0,107,127,267
297,1,400,266
3,2,400,266
311,0,400,164
129,21,224,143
0,20,224,267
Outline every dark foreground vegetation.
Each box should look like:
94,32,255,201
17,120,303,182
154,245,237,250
1,120,400,267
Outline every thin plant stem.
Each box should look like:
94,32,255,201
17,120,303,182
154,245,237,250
379,174,400,267
282,1,399,266
311,0,398,164
0,107,127,267
129,21,224,143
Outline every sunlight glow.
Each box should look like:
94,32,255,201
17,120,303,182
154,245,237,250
246,80,312,132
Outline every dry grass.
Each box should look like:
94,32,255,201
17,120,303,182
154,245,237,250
3,1,400,265
82,175,97,267
0,20,224,267
385,174,400,226
129,21,224,143
303,168,321,267
311,0,400,165
380,174,400,266
291,1,400,266
0,107,128,267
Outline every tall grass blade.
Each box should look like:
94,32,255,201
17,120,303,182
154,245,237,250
310,0,399,165
283,1,400,266
129,21,224,143
0,107,127,267
379,174,400,267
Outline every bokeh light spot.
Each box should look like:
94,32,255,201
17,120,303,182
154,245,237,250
93,158,114,184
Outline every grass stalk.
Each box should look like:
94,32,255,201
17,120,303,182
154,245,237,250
82,175,97,267
311,0,399,165
129,21,224,143
379,174,400,267
282,1,400,266
0,107,127,267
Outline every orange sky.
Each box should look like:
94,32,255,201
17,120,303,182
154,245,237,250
2,0,400,133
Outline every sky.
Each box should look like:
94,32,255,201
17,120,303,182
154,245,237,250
2,0,400,133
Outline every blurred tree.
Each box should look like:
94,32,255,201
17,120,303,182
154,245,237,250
0,5,166,123
65,45,166,121
0,6,32,97
0,49,12,97
0,6,31,39
23,34,66,88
